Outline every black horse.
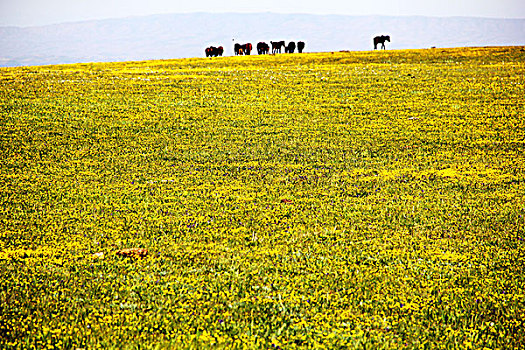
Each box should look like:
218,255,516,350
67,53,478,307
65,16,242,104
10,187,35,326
373,35,390,50
257,42,270,55
205,46,216,57
234,43,243,55
297,41,305,53
285,41,296,53
271,41,285,54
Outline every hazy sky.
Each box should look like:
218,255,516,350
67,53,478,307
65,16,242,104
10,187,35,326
1,0,524,27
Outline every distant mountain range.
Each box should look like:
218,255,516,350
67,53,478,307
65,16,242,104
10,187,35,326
1,13,524,67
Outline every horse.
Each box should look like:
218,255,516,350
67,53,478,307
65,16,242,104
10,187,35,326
242,43,253,55
285,41,296,53
257,42,270,55
271,41,285,54
234,43,242,55
297,41,305,53
373,35,390,50
205,46,217,57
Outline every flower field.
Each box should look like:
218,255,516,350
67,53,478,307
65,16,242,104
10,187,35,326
1,46,524,349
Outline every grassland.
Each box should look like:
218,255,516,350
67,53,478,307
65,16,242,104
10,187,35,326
1,47,524,349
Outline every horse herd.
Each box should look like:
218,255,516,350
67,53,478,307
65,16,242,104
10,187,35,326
205,46,224,57
205,41,306,57
205,35,390,57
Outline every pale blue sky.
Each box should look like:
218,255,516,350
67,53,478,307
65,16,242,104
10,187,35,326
1,0,524,27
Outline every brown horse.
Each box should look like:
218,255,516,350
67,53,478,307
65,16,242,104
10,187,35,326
242,43,253,55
